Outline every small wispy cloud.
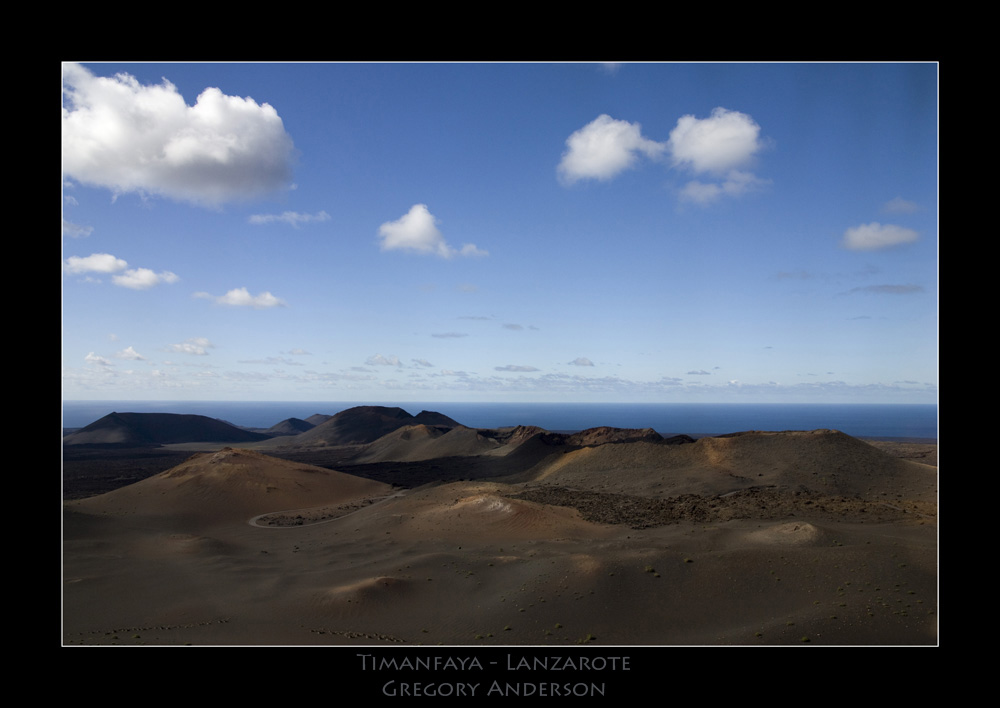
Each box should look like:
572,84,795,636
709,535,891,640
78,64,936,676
168,337,214,355
568,357,594,367
678,170,770,205
842,222,919,250
65,253,178,289
63,253,128,274
239,356,303,366
112,268,179,290
366,353,402,367
882,197,920,214
495,364,540,372
62,219,93,238
847,284,924,295
194,287,286,308
85,352,112,367
772,270,813,281
248,210,330,227
115,346,146,360
432,332,468,338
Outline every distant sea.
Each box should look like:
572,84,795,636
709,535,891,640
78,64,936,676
62,401,938,441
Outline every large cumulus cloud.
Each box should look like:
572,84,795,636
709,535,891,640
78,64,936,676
62,63,297,207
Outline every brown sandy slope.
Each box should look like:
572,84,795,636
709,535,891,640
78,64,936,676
521,429,936,502
354,424,502,463
63,431,937,647
66,447,392,528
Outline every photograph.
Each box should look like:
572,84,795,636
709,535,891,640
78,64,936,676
62,61,938,660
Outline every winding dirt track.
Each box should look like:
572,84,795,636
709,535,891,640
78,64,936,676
247,490,408,528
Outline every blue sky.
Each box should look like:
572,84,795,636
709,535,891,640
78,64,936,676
62,62,937,404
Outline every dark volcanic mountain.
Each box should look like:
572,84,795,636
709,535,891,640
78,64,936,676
411,409,462,427
304,413,332,426
284,406,460,447
265,417,316,436
62,412,273,447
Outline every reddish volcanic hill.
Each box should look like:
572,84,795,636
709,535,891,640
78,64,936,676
566,426,665,446
62,412,272,447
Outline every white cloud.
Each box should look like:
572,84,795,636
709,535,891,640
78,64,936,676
62,219,93,238
558,109,768,205
62,63,296,207
367,353,402,367
668,107,763,175
64,252,127,274
846,284,924,295
412,358,434,368
84,352,112,366
842,222,919,250
666,108,769,204
882,197,920,214
495,364,540,372
65,253,178,289
458,243,489,257
557,114,666,184
678,181,723,205
169,337,213,355
112,268,179,290
248,210,330,227
377,204,487,258
569,357,594,367
195,287,286,308
679,170,770,205
115,345,146,360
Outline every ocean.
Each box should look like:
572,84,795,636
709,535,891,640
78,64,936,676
61,401,939,441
